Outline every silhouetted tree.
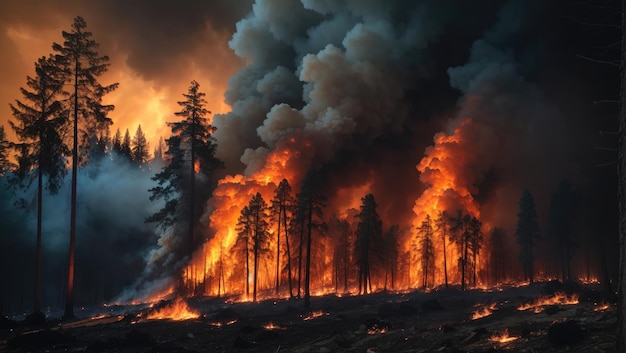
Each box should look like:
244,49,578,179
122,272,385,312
355,193,382,295
515,189,541,283
0,127,13,175
121,128,132,160
146,81,222,260
450,211,472,290
295,170,326,308
112,128,122,154
434,211,450,289
329,214,351,293
9,55,69,317
548,180,577,282
248,193,271,303
235,206,252,298
489,227,507,284
383,225,400,290
468,217,483,286
270,178,294,297
131,124,150,165
53,16,118,319
153,136,164,164
416,215,435,288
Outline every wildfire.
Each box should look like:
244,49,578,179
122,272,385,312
367,326,388,335
210,320,238,327
489,329,519,344
594,302,611,312
194,160,200,174
263,322,285,330
471,303,497,320
146,297,200,321
516,292,579,313
301,310,329,321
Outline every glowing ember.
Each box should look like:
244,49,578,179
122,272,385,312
471,303,497,320
367,326,388,335
517,292,579,312
489,329,519,343
210,320,238,327
301,310,329,320
594,303,611,312
146,298,200,321
263,322,285,330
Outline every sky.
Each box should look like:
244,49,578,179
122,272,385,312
0,0,254,150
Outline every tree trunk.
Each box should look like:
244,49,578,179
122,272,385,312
616,0,626,350
34,165,43,314
443,229,448,289
65,62,79,320
304,193,313,309
275,210,281,295
283,206,293,298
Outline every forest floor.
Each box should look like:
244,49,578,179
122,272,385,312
0,280,617,353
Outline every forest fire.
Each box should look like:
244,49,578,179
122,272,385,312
301,310,329,321
263,322,285,330
517,292,579,313
146,298,199,321
471,303,497,320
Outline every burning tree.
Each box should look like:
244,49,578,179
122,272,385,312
9,55,69,318
515,189,541,284
235,205,253,298
270,178,294,297
415,215,435,289
449,211,482,290
52,16,118,319
434,211,450,289
489,227,507,285
329,214,352,294
249,193,271,302
382,225,400,291
355,193,383,295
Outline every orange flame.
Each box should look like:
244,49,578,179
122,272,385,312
594,303,611,312
300,310,329,320
263,322,285,330
516,292,579,312
489,329,519,343
146,298,200,321
471,302,497,320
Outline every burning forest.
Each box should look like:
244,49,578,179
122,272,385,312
0,0,622,351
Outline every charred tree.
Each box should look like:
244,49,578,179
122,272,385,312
329,214,352,293
450,211,471,290
235,206,252,298
383,225,400,291
10,56,68,317
434,211,450,289
617,0,626,350
271,179,294,297
248,193,271,303
53,16,117,319
468,217,483,286
489,227,507,284
296,170,326,308
355,193,382,295
515,189,541,284
417,215,435,289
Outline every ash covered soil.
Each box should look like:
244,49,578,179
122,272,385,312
0,281,617,353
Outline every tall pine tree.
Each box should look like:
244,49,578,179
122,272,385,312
147,81,222,264
10,55,69,317
53,16,117,319
131,124,150,165
355,193,382,295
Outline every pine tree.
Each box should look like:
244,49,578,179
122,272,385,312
53,16,118,319
9,55,69,317
153,137,164,164
489,227,507,284
383,225,400,290
112,128,122,154
295,170,326,308
417,215,435,289
515,189,541,284
248,193,271,303
146,81,222,262
434,211,450,289
121,128,132,160
450,210,471,290
0,126,13,175
235,206,252,298
355,193,382,295
329,214,352,293
270,178,294,297
131,124,150,165
468,217,483,286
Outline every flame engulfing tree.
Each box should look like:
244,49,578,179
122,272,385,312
147,80,222,264
248,193,271,303
52,16,118,319
434,211,450,289
355,193,382,295
294,170,326,308
270,179,294,297
489,227,507,284
383,225,400,291
515,189,541,284
416,215,435,289
449,211,482,290
235,205,252,298
329,214,352,293
10,55,69,317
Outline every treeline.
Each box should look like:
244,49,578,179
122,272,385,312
0,16,222,319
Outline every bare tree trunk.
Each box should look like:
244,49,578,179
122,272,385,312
616,1,626,351
34,165,43,314
65,63,79,320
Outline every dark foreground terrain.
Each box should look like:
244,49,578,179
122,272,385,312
0,281,617,352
